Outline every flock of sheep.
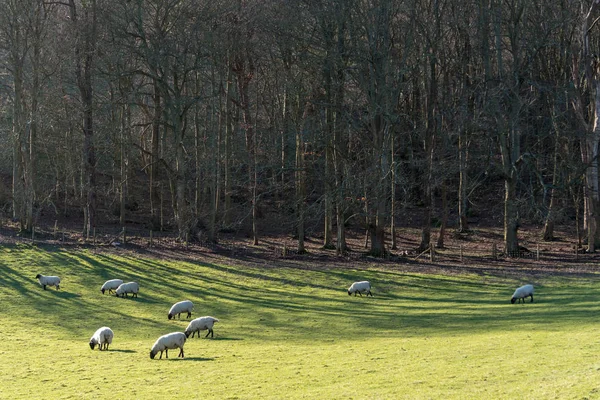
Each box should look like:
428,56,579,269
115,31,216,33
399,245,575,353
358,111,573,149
35,274,219,359
34,273,534,359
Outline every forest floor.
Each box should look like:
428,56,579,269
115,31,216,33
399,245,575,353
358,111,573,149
1,218,597,279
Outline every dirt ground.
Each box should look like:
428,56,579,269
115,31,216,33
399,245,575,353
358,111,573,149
2,220,599,280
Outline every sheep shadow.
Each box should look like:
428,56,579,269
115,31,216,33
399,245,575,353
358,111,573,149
108,349,137,353
208,337,243,341
153,357,215,362
179,357,215,362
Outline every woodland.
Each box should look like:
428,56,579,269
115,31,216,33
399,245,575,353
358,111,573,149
2,0,600,257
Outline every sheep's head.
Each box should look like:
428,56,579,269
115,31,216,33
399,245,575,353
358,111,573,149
511,297,516,304
168,313,174,320
89,341,96,350
184,331,191,338
35,274,42,279
150,350,156,359
348,291,352,296
101,289,106,294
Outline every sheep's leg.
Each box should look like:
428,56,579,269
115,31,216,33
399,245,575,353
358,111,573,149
367,290,373,297
178,348,184,358
159,350,164,359
530,294,534,303
43,285,47,290
186,311,191,319
205,329,213,338
56,285,60,290
165,349,168,359
358,292,363,297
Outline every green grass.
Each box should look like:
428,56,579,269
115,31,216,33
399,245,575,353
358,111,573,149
1,244,600,399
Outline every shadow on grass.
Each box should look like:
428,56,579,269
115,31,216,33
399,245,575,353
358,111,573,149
184,336,243,341
4,245,600,340
108,349,137,353
53,291,82,299
178,357,215,362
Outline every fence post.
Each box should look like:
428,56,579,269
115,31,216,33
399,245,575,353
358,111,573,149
54,220,58,239
62,230,65,242
575,245,578,260
150,230,153,247
430,242,434,262
122,227,127,244
93,228,96,246
31,226,35,244
536,243,540,261
460,245,463,263
492,243,497,260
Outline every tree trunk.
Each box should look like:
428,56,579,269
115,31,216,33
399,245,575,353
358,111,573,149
542,113,560,241
323,144,334,249
390,134,397,250
150,80,161,229
223,60,233,227
436,181,448,248
458,124,469,232
69,0,98,239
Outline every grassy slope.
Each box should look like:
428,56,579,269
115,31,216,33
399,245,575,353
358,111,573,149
0,244,599,399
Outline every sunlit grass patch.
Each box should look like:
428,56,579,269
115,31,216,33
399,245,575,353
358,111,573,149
1,244,599,399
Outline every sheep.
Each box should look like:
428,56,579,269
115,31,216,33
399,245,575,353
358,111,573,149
348,281,372,297
89,327,114,351
101,279,124,295
35,274,61,290
150,332,187,359
115,281,139,298
511,284,534,304
185,316,219,339
168,300,194,320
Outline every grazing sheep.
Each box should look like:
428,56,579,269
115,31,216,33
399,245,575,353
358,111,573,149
168,300,194,320
35,274,61,290
101,279,123,295
115,282,139,298
150,332,187,359
348,281,373,297
511,284,534,304
185,316,219,338
89,327,114,350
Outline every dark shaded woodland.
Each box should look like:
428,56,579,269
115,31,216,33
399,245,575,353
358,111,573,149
2,0,600,256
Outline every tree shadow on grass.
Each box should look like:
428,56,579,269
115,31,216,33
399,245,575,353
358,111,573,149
53,291,82,299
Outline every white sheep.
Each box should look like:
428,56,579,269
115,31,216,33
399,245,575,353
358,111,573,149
511,284,534,304
89,327,114,350
101,279,124,295
348,281,372,297
150,332,187,359
35,274,61,290
115,282,139,298
168,300,194,320
185,316,219,338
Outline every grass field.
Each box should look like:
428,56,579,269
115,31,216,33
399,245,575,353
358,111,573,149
1,244,600,399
